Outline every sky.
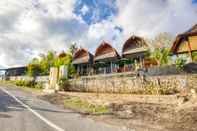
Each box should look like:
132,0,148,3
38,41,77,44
0,0,196,68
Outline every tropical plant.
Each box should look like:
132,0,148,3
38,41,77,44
175,57,187,70
27,63,42,76
150,48,171,66
58,77,70,91
192,52,197,62
27,48,76,77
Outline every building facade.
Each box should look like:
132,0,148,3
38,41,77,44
72,48,94,76
171,24,197,62
121,35,149,71
94,41,120,74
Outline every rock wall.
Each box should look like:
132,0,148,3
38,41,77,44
69,74,197,93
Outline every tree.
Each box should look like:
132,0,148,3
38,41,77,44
148,32,174,49
150,48,171,66
39,51,56,75
192,52,197,62
175,57,186,70
147,32,174,66
69,43,77,56
27,64,42,77
27,50,76,77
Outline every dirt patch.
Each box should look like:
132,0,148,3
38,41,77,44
38,93,69,108
39,92,197,131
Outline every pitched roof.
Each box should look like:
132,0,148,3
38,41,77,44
171,24,197,54
72,48,93,64
122,35,148,55
94,41,119,61
184,24,197,35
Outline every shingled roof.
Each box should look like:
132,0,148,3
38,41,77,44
72,48,93,64
184,24,197,35
94,41,119,61
122,35,148,56
171,24,197,54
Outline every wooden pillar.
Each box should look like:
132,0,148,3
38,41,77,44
110,61,113,73
87,64,89,75
186,37,193,62
124,64,125,72
139,56,142,68
80,65,83,75
104,63,106,74
77,65,80,75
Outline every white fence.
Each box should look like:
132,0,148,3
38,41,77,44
7,76,49,83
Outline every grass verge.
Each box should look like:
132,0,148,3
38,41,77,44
0,80,43,94
64,97,109,115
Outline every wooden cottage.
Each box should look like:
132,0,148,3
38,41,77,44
72,48,93,75
122,36,149,70
94,41,120,74
171,24,197,61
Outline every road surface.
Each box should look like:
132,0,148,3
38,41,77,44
0,85,130,131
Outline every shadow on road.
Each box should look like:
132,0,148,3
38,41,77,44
0,89,25,118
0,88,77,119
32,107,77,114
0,113,12,118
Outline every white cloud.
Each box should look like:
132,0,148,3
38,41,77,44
115,0,197,39
85,20,122,53
0,0,82,68
81,5,89,15
32,0,76,19
0,0,196,68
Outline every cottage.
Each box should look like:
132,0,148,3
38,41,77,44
122,36,149,71
171,24,197,61
72,48,93,75
94,41,120,74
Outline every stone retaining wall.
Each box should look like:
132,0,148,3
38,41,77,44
69,74,197,93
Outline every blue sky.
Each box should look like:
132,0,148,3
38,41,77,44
0,0,196,68
193,0,197,3
74,0,117,25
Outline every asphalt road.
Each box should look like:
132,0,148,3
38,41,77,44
0,86,131,131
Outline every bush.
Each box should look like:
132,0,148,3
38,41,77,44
175,57,186,70
34,83,43,89
58,77,71,91
130,84,179,95
15,80,43,89
15,80,28,86
144,85,179,95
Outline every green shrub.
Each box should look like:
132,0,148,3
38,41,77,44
130,84,179,95
175,57,186,70
145,85,179,95
58,77,71,91
15,80,43,89
34,82,43,89
15,80,26,86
